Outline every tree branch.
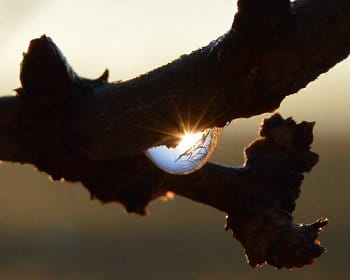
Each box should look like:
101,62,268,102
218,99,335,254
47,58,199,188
20,0,346,160
0,0,348,269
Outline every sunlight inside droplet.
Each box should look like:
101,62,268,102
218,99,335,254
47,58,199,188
177,131,204,152
145,128,222,175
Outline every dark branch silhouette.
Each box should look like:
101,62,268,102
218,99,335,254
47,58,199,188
0,0,348,269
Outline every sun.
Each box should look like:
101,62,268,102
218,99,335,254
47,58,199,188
176,131,204,152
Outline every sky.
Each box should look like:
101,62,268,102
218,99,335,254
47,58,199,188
0,0,235,88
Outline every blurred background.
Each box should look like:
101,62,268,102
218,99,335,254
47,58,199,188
0,0,349,279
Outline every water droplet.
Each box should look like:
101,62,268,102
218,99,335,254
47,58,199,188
145,128,222,174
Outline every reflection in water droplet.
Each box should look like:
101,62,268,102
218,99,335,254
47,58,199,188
145,128,222,175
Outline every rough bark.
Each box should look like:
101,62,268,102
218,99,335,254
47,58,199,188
0,0,348,269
